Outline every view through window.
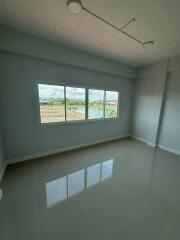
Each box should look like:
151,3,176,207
38,84,119,124
88,89,104,119
38,84,65,123
66,87,86,121
105,91,119,118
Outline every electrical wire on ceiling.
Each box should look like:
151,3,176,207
67,0,154,47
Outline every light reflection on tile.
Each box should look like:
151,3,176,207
46,159,114,207
101,159,113,181
68,169,85,197
46,176,67,207
3,140,180,240
87,163,101,188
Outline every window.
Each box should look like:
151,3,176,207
38,84,119,124
88,89,104,119
66,87,86,121
38,84,65,123
105,91,119,118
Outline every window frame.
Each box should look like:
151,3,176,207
37,83,120,126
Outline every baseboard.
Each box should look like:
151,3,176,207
131,135,180,156
8,135,129,165
0,163,7,183
130,135,156,147
158,145,180,156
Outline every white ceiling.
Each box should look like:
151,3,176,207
0,0,180,66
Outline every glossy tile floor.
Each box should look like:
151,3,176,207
1,138,180,240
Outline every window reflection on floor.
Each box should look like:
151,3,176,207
68,169,85,197
46,176,67,207
101,159,114,181
87,163,101,188
46,159,114,208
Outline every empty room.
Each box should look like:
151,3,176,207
0,0,180,239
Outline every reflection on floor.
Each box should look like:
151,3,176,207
46,159,113,207
1,138,180,240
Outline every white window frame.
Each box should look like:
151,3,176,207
37,83,120,126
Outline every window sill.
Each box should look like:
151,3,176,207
40,117,119,127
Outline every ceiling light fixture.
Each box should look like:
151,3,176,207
67,0,82,14
67,0,154,47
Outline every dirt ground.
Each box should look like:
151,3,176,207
40,105,85,123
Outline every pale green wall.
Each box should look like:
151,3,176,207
131,60,168,145
1,24,180,166
0,25,135,79
0,82,4,172
0,52,134,161
0,25,136,163
131,56,180,154
0,23,180,165
158,58,180,154
0,128,4,171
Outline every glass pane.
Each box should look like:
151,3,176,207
88,89,104,119
105,91,119,118
38,84,65,123
66,87,86,121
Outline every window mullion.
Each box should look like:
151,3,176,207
103,91,106,119
85,88,88,120
117,92,120,117
64,86,67,122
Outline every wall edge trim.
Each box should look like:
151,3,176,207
8,135,129,165
158,144,180,156
130,135,156,147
